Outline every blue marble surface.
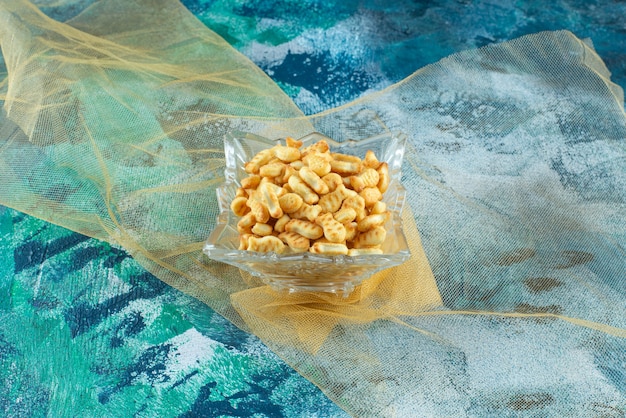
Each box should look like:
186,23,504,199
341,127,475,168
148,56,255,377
184,0,626,112
1,206,343,417
1,0,625,416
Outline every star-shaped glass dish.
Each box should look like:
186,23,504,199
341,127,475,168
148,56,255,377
204,131,411,295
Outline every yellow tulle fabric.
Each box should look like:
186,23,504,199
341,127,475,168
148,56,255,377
232,209,443,355
1,0,625,416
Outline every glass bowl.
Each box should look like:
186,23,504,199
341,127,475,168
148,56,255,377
203,130,411,295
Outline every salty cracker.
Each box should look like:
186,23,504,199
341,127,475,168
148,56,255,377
290,203,322,222
246,196,270,223
333,207,357,224
281,183,293,194
286,136,303,148
310,242,349,255
348,247,383,256
321,172,343,192
280,165,298,184
235,187,247,198
357,212,389,232
274,214,291,233
359,187,382,208
238,233,253,250
261,180,285,197
353,226,387,248
260,182,283,219
230,196,249,217
245,149,273,174
363,150,380,169
330,159,361,175
331,152,361,163
278,193,304,214
344,222,358,242
377,162,390,193
237,212,256,234
259,162,286,178
305,150,332,162
304,153,332,177
315,213,346,243
350,168,379,192
285,219,324,240
341,194,365,212
241,175,261,189
273,175,284,185
290,160,304,170
370,201,386,215
252,222,274,236
243,188,257,198
248,235,285,254
302,139,329,155
288,175,319,205
319,184,350,213
278,231,310,253
299,166,329,195
273,145,301,162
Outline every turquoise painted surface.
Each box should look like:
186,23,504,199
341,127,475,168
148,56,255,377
1,0,626,416
0,205,343,417
185,0,626,113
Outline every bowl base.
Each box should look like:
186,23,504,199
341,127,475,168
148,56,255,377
259,275,357,296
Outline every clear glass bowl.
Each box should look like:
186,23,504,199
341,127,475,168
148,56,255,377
203,130,411,295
